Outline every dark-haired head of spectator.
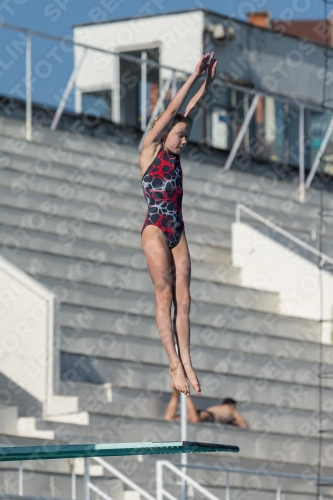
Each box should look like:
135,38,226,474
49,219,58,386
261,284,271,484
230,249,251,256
221,397,237,406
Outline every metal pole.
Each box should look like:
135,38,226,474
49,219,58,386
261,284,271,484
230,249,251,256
299,106,305,203
112,52,121,124
305,113,333,189
276,477,281,500
181,392,187,500
25,33,32,142
83,457,90,500
225,472,230,500
178,322,187,500
18,461,23,496
244,93,250,153
71,459,76,500
235,203,241,223
171,70,177,98
156,461,163,500
224,93,260,171
50,48,87,131
141,50,147,131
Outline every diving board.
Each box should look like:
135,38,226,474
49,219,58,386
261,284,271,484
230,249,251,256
0,441,239,462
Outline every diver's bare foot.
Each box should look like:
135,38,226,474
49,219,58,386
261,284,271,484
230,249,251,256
182,362,201,395
169,361,190,395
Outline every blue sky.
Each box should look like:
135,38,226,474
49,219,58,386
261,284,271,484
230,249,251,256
0,0,327,111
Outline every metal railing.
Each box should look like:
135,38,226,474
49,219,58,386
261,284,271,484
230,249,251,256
91,457,155,500
1,22,189,144
79,456,155,500
2,22,333,197
235,203,333,268
12,456,154,500
156,460,219,500
9,456,333,499
165,462,333,500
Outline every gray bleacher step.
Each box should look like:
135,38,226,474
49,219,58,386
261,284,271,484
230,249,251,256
191,260,241,284
33,411,333,467
61,318,333,366
60,300,320,343
1,148,322,223
0,185,233,255
3,147,324,250
6,250,279,313
181,159,324,207
0,118,139,164
60,354,327,413
1,162,332,249
1,152,328,238
0,224,239,283
1,116,330,220
184,174,322,218
0,207,231,269
1,180,331,257
0,168,236,232
0,118,326,208
0,178,250,261
1,151,333,251
0,206,232,266
60,329,332,389
57,380,333,438
36,276,319,340
0,131,331,241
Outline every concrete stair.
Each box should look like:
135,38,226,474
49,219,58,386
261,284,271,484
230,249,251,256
59,354,332,412
5,249,279,313
0,119,332,237
27,415,333,484
55,380,332,438
0,115,331,500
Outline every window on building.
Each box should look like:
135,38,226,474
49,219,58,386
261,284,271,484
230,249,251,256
81,90,112,120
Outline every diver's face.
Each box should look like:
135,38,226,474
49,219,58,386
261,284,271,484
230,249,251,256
164,121,190,154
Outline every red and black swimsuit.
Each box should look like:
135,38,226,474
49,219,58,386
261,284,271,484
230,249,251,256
141,147,184,249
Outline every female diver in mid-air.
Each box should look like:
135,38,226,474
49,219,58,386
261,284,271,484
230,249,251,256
139,52,218,396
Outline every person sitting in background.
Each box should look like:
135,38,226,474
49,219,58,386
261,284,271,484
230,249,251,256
164,386,249,427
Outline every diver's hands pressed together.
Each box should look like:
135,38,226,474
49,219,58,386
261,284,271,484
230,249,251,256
206,51,218,86
193,52,218,83
193,53,211,78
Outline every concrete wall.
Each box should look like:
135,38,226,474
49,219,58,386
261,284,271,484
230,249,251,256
74,9,333,110
73,11,204,92
204,11,332,107
0,256,79,419
0,255,56,416
232,222,333,343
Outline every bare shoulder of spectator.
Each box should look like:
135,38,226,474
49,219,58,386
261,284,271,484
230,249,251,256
230,408,249,428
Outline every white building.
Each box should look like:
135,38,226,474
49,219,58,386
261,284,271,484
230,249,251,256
73,8,333,177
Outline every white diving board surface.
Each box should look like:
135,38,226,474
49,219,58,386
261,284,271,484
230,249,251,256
0,441,239,462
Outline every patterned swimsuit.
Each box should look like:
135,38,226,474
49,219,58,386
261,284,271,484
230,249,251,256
141,147,184,249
